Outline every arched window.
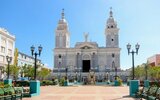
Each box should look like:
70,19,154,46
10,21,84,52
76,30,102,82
111,25,113,28
112,53,115,58
58,62,61,66
59,55,61,58
112,39,114,41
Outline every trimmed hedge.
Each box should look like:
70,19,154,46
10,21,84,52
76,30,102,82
15,81,29,87
41,80,54,86
150,81,160,87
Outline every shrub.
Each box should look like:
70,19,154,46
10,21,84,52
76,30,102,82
4,84,11,88
46,80,53,85
15,81,29,87
4,91,9,95
41,80,54,86
52,77,58,85
0,82,4,88
59,78,65,86
40,81,45,86
117,77,123,86
150,81,160,87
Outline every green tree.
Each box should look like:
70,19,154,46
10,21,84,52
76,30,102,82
26,65,34,80
38,67,51,80
133,63,160,81
20,65,34,80
134,65,145,80
149,66,160,81
5,65,20,80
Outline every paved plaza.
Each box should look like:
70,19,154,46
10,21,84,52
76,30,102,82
23,85,138,100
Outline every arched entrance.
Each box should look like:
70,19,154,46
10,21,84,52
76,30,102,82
82,54,91,72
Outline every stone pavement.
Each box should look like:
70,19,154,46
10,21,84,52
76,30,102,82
23,85,138,100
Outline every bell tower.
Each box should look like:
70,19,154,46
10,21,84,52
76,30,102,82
55,9,70,48
105,7,119,48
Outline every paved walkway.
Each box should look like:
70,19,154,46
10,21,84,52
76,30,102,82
23,85,138,100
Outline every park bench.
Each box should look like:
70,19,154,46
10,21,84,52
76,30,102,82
0,86,23,100
3,86,23,100
141,85,158,99
135,86,151,98
148,88,160,100
14,87,23,99
22,87,30,97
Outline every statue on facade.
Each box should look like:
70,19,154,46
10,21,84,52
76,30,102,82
84,32,89,42
88,70,96,85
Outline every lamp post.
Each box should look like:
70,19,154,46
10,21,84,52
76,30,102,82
99,73,101,81
30,45,42,80
58,62,61,81
75,72,77,82
110,73,112,82
78,68,80,82
105,66,107,81
65,67,68,80
127,43,140,80
79,72,81,82
6,56,12,79
143,63,148,80
108,69,110,81
106,72,109,81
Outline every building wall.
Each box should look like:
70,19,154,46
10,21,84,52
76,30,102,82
156,55,160,66
18,52,42,67
0,28,15,79
54,47,120,72
148,54,160,66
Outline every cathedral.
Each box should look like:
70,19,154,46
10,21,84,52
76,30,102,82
53,8,121,82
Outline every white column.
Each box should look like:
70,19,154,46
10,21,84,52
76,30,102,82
5,38,8,64
12,41,15,65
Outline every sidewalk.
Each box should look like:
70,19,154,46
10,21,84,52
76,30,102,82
23,85,137,100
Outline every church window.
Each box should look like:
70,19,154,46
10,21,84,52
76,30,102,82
111,25,113,28
59,55,61,58
112,53,115,58
58,62,61,66
112,39,114,41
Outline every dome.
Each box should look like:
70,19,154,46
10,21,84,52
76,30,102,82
58,9,68,24
107,17,115,24
56,9,69,30
106,8,117,28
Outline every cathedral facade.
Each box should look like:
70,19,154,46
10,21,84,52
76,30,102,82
53,8,121,81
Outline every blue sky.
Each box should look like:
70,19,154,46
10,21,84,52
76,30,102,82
0,0,160,70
